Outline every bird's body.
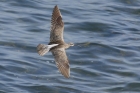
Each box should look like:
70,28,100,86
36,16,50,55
37,5,74,78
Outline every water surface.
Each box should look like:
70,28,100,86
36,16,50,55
0,0,140,93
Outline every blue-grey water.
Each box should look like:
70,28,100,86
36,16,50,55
0,0,140,93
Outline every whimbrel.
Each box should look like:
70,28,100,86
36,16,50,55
37,5,74,78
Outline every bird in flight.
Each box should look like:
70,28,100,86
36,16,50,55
37,5,74,78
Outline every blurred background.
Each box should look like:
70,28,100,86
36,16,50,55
0,0,140,93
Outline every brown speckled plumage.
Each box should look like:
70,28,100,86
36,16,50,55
37,5,74,78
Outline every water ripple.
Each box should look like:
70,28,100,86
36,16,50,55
0,0,140,93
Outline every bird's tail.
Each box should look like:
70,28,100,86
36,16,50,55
37,44,58,56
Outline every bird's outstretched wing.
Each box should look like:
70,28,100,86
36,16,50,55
50,5,64,42
51,48,70,78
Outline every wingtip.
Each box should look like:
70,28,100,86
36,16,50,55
64,74,70,78
54,5,58,8
58,68,70,78
63,68,70,78
57,64,70,78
